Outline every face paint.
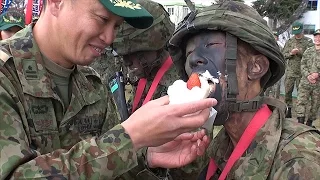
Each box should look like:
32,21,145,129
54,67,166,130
185,31,230,125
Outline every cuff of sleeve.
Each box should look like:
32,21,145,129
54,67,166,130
136,148,171,180
98,124,138,177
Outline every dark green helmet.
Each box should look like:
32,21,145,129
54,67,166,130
113,0,175,56
169,1,285,89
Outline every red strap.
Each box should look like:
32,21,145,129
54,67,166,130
0,0,3,13
206,104,272,180
132,78,147,113
142,56,173,105
25,0,33,25
131,56,173,112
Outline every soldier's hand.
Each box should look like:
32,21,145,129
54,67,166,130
310,72,319,79
290,48,299,55
307,73,318,84
146,129,210,168
121,96,217,151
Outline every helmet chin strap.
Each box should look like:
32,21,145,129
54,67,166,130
225,33,264,112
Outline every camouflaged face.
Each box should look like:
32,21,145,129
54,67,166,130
169,1,285,88
113,0,175,56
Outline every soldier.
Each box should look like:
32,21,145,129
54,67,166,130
295,29,320,126
0,11,24,40
310,29,320,82
296,29,320,126
112,0,180,114
133,2,320,179
282,21,314,118
0,0,216,179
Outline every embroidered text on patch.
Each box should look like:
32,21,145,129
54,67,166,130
3,16,22,23
110,0,142,10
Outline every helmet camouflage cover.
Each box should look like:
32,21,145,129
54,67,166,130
169,1,285,88
113,0,175,56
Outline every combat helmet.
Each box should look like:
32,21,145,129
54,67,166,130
169,1,285,112
113,0,174,55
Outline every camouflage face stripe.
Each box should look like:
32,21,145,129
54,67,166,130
0,24,139,179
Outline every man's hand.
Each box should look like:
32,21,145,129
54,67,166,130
290,48,299,55
146,129,210,168
121,96,217,151
307,73,319,84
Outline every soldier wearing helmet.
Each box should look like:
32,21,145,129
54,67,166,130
131,1,320,179
112,0,180,113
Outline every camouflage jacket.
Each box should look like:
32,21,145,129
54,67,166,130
131,98,320,180
282,36,313,77
170,99,320,180
90,52,124,83
0,24,139,179
300,46,320,87
127,62,180,112
310,48,320,83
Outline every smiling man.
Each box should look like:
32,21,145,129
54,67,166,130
0,0,216,179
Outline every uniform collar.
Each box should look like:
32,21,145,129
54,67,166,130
8,24,102,107
210,105,282,179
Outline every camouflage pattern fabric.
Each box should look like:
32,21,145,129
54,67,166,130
296,46,320,120
282,35,313,107
310,49,320,75
162,1,319,179
113,0,174,56
168,99,320,180
0,24,140,179
90,51,125,85
284,76,300,107
265,79,281,98
112,0,177,112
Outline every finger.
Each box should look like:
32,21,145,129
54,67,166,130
174,133,194,141
185,144,198,164
196,140,207,156
176,108,211,131
146,96,169,106
170,98,217,117
191,129,206,141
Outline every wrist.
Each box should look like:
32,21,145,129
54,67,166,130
121,121,143,151
146,148,156,168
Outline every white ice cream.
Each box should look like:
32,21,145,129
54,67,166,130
167,70,218,132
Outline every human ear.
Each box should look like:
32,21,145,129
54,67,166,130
247,54,269,80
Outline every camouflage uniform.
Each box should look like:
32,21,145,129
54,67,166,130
90,51,124,85
295,46,320,125
168,101,320,180
112,0,179,112
139,2,319,179
282,35,313,108
0,24,140,179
